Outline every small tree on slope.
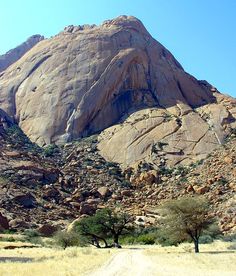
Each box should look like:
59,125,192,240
160,196,214,253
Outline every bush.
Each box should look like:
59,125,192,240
24,229,40,238
204,223,222,239
0,236,16,242
23,229,44,245
199,235,214,244
136,233,156,245
227,242,236,250
119,236,136,245
54,231,82,249
2,229,17,234
155,228,181,246
220,233,236,242
120,227,158,245
43,144,60,157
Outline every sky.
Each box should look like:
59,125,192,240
0,0,235,96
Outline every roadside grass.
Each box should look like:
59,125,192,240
144,241,236,276
0,237,235,276
0,246,114,276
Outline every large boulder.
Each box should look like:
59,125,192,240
13,193,36,208
97,187,111,198
0,16,235,167
79,202,97,215
37,224,58,236
9,219,30,229
0,212,9,231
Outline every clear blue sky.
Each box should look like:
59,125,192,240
1,0,235,96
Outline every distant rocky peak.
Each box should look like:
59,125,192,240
63,24,97,33
0,34,44,72
62,15,148,35
24,34,44,44
102,15,148,34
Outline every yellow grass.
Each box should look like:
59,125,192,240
144,241,236,276
0,240,235,276
0,246,114,276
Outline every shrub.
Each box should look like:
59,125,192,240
23,229,44,245
54,231,82,249
119,236,136,245
43,144,60,157
199,235,214,244
24,229,40,238
0,236,16,242
155,228,181,246
136,233,156,245
220,233,236,242
227,242,236,250
120,227,159,245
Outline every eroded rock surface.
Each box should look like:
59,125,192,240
0,16,235,168
98,93,236,167
0,35,44,72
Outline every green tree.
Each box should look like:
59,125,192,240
75,208,133,248
160,196,214,253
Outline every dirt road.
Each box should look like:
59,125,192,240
88,249,156,276
88,248,236,276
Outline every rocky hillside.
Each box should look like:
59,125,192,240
0,16,236,168
0,117,133,231
0,35,44,72
0,113,235,234
0,16,235,235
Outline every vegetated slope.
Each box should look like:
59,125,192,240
0,35,44,72
125,134,236,234
0,16,236,168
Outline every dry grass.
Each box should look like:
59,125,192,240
0,240,235,276
144,241,236,276
0,246,114,276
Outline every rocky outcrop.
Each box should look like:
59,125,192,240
0,16,236,168
0,35,44,72
0,212,9,231
0,16,234,164
0,118,235,233
98,93,236,167
0,108,14,137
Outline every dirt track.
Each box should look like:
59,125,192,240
88,248,236,276
89,249,155,276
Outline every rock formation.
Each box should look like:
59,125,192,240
0,35,44,72
0,15,235,168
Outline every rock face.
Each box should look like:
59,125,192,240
0,35,44,72
0,212,9,231
0,108,14,137
98,93,236,167
0,16,236,167
0,109,235,233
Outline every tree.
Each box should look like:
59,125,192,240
75,208,133,248
160,196,214,253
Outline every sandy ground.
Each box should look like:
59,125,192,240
0,240,235,276
88,248,236,276
89,250,154,276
